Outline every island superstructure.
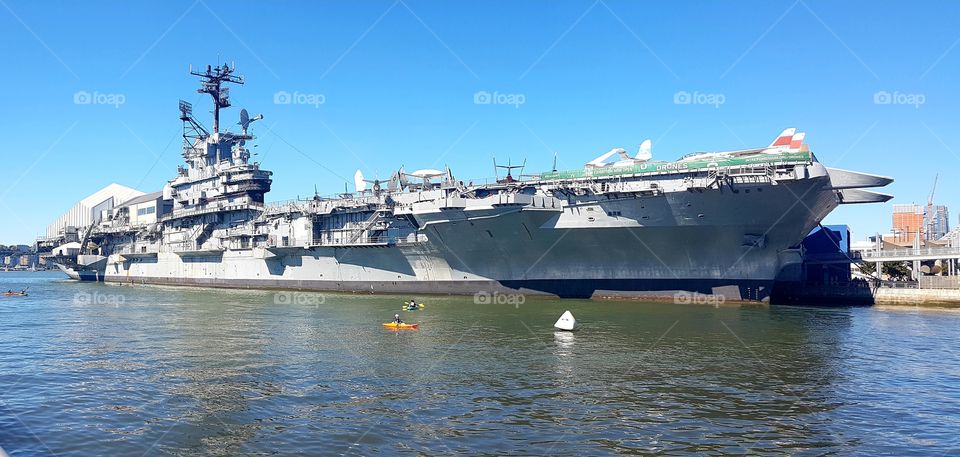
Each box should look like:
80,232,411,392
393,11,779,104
40,64,893,302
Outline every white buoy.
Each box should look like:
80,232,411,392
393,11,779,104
554,310,577,331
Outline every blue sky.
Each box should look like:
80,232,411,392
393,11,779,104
0,0,957,245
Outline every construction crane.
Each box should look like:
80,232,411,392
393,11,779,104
927,173,939,241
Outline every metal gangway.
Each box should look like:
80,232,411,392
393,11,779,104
858,246,960,262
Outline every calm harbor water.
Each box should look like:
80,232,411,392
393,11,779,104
0,271,958,456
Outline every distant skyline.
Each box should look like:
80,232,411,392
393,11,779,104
2,1,959,244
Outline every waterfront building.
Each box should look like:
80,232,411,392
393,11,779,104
929,204,950,241
892,204,925,243
44,184,143,240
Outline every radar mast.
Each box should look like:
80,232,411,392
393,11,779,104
190,63,243,134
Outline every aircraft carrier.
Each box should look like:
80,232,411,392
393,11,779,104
41,64,893,302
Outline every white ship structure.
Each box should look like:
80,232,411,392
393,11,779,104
40,64,893,302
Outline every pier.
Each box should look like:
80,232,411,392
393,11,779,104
788,243,960,305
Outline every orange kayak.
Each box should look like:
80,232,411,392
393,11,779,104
382,322,419,330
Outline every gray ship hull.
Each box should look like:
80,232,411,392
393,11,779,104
103,176,837,302
58,265,103,282
54,256,107,281
103,275,772,300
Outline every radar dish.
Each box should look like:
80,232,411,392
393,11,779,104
239,108,250,130
179,100,192,118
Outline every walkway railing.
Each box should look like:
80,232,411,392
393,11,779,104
803,251,862,263
919,276,960,290
309,233,427,247
859,246,960,261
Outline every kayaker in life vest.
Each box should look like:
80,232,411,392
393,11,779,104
393,314,402,324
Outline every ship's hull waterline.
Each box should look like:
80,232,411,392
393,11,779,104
102,176,838,301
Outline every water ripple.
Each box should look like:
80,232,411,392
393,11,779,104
0,273,958,455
